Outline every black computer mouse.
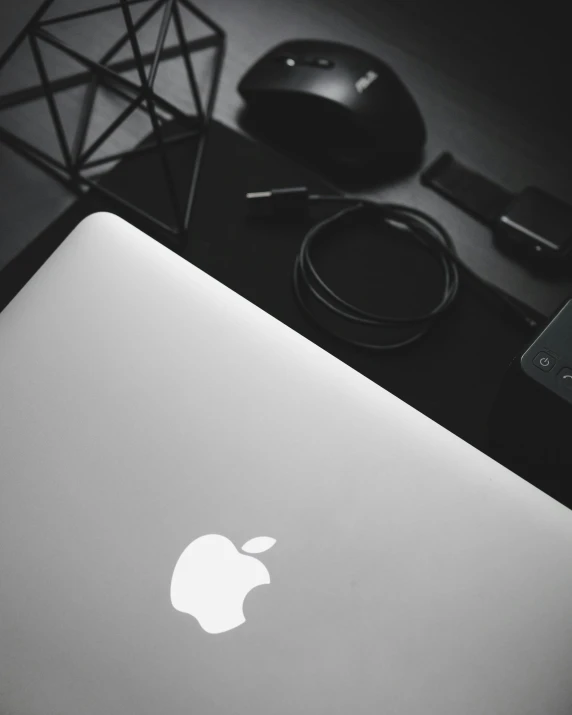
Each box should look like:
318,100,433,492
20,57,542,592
238,39,426,178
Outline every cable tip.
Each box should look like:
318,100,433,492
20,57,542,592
245,187,310,218
246,191,272,200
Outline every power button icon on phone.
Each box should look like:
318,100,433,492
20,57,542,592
533,352,556,372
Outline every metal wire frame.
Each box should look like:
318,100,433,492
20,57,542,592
0,0,225,245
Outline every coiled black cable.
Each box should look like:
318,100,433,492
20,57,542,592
247,188,540,351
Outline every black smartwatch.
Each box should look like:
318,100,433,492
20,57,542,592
422,153,572,268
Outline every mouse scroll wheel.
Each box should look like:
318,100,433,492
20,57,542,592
274,56,298,66
274,56,334,69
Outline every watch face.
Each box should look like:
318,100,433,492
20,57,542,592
501,187,572,254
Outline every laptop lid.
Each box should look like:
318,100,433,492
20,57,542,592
1,213,572,715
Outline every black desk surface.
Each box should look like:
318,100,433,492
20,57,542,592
1,0,571,317
0,120,532,459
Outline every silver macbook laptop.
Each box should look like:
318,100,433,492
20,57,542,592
1,213,572,715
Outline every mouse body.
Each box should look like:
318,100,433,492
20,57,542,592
238,39,426,175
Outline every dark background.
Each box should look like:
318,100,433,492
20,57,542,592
1,0,572,506
1,0,571,315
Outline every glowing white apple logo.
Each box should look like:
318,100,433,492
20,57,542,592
170,534,276,634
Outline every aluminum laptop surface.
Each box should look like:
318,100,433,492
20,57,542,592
1,213,572,715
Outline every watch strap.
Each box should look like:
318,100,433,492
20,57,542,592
421,152,512,225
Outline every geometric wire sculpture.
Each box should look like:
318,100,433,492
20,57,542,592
0,0,225,244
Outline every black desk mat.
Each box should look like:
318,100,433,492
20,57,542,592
0,121,534,460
